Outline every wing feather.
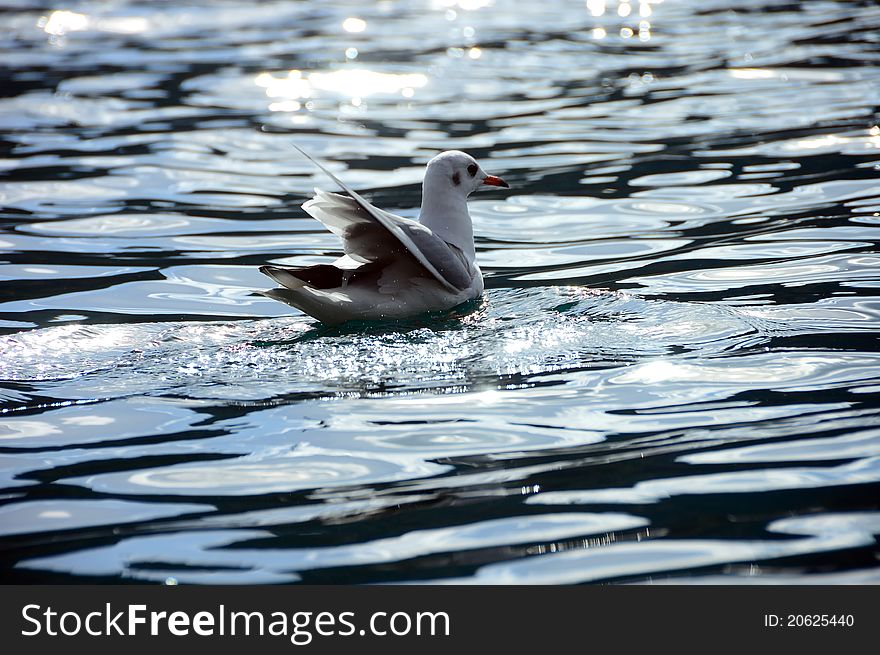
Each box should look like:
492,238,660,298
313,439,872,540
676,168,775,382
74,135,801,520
293,144,467,293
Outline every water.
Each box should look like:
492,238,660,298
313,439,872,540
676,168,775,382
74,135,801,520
1,0,879,584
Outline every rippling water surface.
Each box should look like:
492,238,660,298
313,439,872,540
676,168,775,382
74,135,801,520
1,0,880,584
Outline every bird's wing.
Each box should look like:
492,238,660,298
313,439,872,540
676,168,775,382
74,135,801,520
294,144,470,293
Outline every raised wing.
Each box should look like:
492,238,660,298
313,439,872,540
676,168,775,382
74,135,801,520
293,144,469,293
304,188,472,289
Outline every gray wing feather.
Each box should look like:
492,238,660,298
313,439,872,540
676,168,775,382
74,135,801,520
293,144,465,293
397,224,472,290
304,189,396,264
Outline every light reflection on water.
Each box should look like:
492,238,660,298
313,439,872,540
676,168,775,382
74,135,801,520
0,0,879,583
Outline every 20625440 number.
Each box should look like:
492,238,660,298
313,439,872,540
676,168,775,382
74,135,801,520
787,614,854,627
763,614,855,627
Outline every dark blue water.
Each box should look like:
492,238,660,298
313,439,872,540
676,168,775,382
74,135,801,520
1,0,879,584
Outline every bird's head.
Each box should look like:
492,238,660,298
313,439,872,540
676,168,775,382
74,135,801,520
424,150,509,197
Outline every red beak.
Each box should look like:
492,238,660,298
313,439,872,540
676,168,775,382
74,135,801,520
482,175,509,188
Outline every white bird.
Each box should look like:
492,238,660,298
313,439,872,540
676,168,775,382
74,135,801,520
259,147,509,324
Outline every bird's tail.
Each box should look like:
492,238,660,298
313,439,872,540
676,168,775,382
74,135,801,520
258,285,343,324
259,265,352,324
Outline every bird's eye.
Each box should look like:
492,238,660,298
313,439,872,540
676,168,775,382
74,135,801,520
467,163,478,177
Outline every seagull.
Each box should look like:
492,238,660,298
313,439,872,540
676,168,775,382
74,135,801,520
259,146,509,324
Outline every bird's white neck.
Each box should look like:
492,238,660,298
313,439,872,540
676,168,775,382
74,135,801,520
418,179,475,260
